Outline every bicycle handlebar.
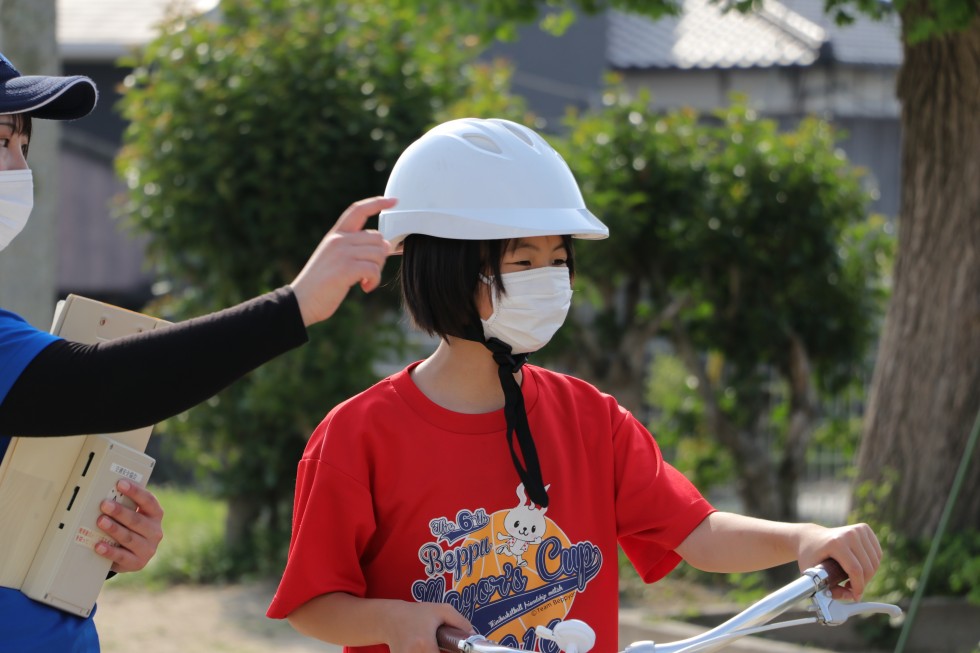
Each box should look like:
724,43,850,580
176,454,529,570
437,626,472,653
435,559,891,653
438,628,519,653
813,557,847,589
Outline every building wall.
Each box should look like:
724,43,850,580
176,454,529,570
483,11,607,129
622,65,898,117
58,139,153,303
63,61,129,147
57,60,152,307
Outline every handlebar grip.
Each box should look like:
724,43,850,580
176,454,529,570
817,558,848,587
437,626,474,653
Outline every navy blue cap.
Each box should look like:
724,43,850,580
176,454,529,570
0,51,97,120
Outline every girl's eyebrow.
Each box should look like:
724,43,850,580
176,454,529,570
508,239,568,253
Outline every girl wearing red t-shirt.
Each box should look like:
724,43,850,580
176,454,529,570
269,118,881,653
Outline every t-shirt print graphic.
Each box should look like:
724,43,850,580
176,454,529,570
412,483,603,651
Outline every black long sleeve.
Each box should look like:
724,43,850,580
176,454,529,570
0,286,309,436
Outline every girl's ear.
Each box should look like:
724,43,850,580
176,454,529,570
475,276,494,321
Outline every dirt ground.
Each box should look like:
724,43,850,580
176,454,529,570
93,576,736,653
95,580,340,653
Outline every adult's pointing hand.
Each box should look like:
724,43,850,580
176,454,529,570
290,196,396,327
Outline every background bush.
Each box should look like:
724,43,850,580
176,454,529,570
117,0,481,574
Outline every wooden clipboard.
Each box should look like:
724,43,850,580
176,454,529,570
0,295,169,599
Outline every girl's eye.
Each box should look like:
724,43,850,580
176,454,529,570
552,258,568,266
0,138,8,147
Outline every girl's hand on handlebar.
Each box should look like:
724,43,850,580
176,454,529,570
383,600,474,653
796,522,882,601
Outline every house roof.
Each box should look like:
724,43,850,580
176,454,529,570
608,0,902,70
58,0,218,60
59,0,901,69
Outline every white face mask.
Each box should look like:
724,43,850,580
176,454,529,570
481,267,573,354
0,169,34,251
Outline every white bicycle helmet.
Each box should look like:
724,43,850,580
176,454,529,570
379,118,608,251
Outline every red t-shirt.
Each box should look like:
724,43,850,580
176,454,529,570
268,362,714,653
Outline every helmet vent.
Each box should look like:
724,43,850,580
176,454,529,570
462,133,503,154
497,121,536,148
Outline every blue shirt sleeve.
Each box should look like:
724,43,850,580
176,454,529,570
0,309,61,458
0,308,60,405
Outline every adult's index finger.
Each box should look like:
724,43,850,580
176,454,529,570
334,196,398,233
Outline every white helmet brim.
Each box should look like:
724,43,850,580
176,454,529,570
380,207,608,251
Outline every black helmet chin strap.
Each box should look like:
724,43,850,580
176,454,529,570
462,323,549,508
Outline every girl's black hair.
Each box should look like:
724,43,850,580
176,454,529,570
400,234,575,341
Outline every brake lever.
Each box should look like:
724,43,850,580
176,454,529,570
810,589,904,626
535,619,596,653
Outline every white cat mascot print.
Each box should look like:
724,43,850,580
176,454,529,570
413,483,602,650
496,484,550,567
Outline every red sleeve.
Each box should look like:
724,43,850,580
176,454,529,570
267,450,376,618
613,412,715,583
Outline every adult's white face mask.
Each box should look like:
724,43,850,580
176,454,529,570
0,169,34,251
481,266,573,354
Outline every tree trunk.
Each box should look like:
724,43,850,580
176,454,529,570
855,12,980,539
564,289,689,413
672,325,786,522
225,495,260,551
777,332,818,523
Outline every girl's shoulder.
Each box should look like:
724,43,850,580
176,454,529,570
526,364,611,397
320,365,411,423
526,364,627,419
301,372,394,445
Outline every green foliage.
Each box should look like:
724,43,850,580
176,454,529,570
108,487,232,587
625,549,771,605
723,0,896,25
854,478,980,605
698,102,890,395
646,354,735,492
407,0,977,45
551,83,893,526
714,570,769,604
394,0,683,40
118,0,476,297
809,414,863,460
439,60,536,125
558,86,712,355
559,84,891,420
116,0,481,573
854,0,976,42
110,487,310,587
